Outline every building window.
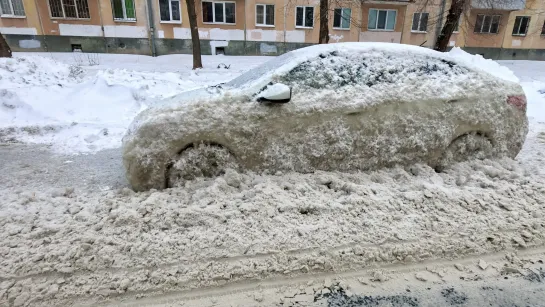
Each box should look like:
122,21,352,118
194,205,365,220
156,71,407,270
474,14,501,34
512,16,530,36
49,0,90,19
159,0,180,22
333,8,351,29
542,21,545,35
411,12,429,32
256,4,274,26
368,9,396,31
295,6,314,28
112,0,135,21
202,1,235,24
0,0,25,17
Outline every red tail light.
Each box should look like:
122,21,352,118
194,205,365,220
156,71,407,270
507,95,527,112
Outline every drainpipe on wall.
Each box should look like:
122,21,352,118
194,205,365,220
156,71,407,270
146,0,157,56
283,0,287,53
97,0,109,53
434,0,447,47
33,0,48,52
244,0,248,53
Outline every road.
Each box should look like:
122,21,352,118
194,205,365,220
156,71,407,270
1,143,544,307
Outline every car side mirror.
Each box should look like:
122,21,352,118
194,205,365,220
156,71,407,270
257,83,291,104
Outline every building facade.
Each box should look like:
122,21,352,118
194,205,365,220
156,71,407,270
1,0,544,59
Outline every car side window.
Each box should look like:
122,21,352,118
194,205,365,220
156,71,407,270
280,51,471,90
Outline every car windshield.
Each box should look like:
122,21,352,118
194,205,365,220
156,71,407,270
225,51,296,89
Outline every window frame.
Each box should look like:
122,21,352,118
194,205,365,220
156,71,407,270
0,0,26,18
474,14,501,34
512,15,530,36
295,5,314,29
255,3,274,27
48,0,91,20
112,0,136,22
411,12,429,33
202,1,236,25
368,8,397,31
159,0,181,23
333,7,351,30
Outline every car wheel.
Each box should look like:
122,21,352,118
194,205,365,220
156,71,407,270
167,143,239,188
435,132,494,172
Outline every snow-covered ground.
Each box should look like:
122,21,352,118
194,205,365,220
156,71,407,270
1,53,271,153
1,50,545,307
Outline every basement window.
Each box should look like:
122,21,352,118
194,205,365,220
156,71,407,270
71,44,83,52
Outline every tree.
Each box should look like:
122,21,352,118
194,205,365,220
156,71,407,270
319,0,329,44
185,0,202,69
0,32,12,58
434,0,466,51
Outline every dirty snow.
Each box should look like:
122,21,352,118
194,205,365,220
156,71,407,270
0,48,545,306
1,157,545,306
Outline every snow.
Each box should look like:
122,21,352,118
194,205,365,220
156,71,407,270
220,44,522,102
1,53,271,153
0,45,542,158
0,47,545,307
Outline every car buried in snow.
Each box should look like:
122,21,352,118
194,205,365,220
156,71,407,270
122,43,529,191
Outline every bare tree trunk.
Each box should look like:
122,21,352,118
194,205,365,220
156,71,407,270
0,32,12,58
319,0,329,44
434,0,466,52
185,0,202,69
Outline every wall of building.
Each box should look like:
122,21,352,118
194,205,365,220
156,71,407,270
500,0,545,50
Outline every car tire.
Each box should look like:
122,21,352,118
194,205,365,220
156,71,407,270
435,132,494,172
167,143,239,188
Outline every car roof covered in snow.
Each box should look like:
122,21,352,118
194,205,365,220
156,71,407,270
225,42,519,91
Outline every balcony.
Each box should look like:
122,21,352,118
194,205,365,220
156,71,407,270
472,0,526,11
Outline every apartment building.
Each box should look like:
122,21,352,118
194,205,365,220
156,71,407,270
1,0,544,59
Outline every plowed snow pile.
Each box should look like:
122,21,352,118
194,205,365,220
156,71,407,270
1,156,545,306
0,54,250,153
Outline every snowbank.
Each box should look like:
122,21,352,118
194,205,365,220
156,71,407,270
0,56,75,89
0,55,217,153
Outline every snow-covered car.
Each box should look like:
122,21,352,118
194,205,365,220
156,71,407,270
122,43,528,191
